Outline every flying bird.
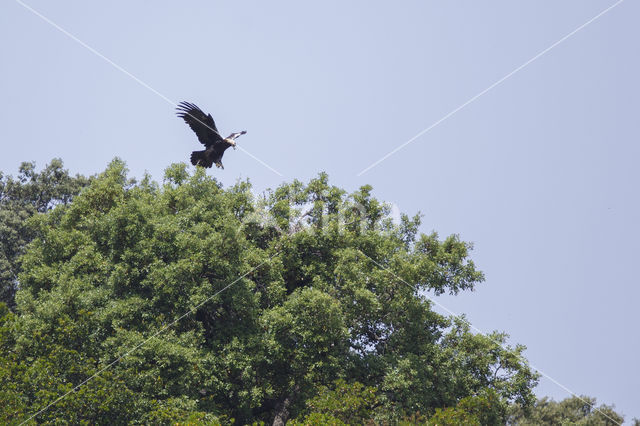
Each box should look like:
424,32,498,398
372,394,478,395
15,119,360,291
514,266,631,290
176,101,246,169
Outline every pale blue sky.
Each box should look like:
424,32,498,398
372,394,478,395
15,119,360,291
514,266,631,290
1,0,638,422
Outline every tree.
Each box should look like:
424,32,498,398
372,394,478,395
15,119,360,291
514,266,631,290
424,389,506,425
5,159,539,423
0,159,90,309
507,395,624,425
289,379,379,425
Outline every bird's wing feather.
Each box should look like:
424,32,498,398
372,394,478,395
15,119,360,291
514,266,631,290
176,101,222,147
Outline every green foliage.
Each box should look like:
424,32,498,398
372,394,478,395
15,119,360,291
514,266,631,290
0,302,28,424
0,159,90,309
507,395,624,425
291,379,379,425
140,396,224,425
2,159,541,423
288,412,347,426
425,389,505,425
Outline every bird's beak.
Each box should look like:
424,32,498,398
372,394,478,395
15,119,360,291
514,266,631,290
232,141,237,149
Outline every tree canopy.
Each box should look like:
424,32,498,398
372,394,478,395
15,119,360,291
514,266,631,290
0,159,90,309
0,159,626,424
507,395,627,426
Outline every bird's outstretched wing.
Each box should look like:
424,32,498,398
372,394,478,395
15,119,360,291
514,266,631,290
176,101,222,147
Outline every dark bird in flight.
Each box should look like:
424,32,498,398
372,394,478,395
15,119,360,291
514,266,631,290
176,101,246,169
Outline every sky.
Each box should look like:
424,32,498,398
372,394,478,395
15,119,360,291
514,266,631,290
1,0,638,422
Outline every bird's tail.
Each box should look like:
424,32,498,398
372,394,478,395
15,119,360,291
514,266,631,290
190,150,211,168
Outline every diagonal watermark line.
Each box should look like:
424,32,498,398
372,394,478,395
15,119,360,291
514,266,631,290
357,0,625,176
15,0,284,177
358,251,622,425
237,145,284,177
19,254,278,425
14,0,175,105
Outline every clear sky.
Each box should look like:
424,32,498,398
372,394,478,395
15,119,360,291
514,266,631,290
1,0,638,422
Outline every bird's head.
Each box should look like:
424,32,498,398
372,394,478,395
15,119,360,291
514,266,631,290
225,138,237,149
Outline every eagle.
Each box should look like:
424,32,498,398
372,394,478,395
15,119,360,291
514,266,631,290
176,101,246,169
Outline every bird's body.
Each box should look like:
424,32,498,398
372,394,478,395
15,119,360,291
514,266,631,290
176,101,246,169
